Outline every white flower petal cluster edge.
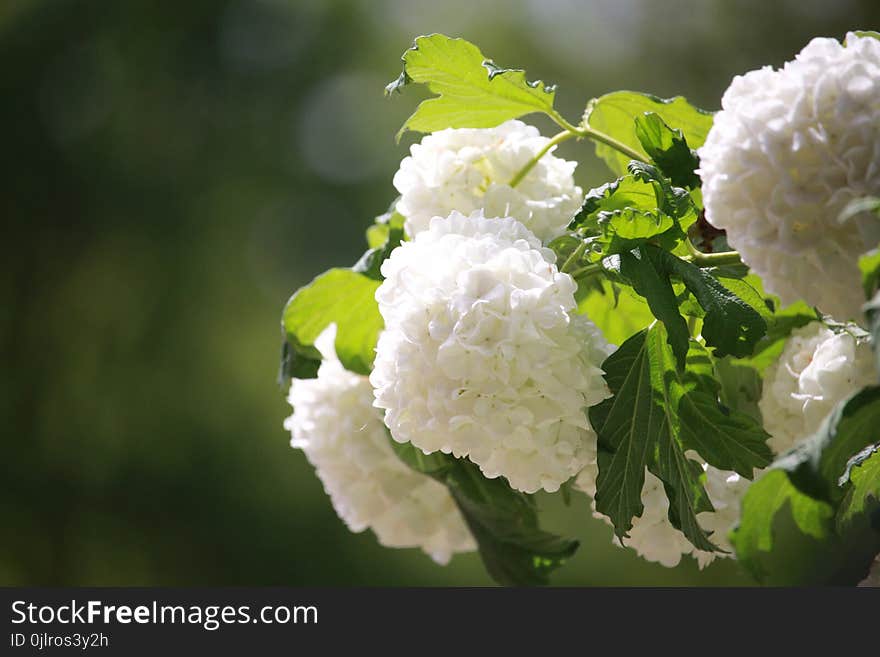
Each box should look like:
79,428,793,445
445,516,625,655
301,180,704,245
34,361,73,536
759,321,876,453
285,325,476,565
699,32,880,320
394,120,584,242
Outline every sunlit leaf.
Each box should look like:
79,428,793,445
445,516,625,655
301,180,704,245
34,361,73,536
282,269,382,375
634,112,701,188
388,34,558,140
732,387,880,584
585,91,713,175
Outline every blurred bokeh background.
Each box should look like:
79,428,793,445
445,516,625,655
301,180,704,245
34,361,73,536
3,0,878,586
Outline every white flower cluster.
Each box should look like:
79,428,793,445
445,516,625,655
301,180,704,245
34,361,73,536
394,120,584,242
578,320,875,568
286,120,604,561
285,326,475,564
759,321,875,453
279,28,880,582
700,32,880,320
371,211,613,494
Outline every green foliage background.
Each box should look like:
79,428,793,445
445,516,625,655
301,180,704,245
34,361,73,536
3,0,879,586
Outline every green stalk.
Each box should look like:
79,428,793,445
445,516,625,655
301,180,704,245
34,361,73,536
560,239,589,274
548,110,648,164
508,109,649,189
509,131,575,188
568,262,604,281
684,250,743,268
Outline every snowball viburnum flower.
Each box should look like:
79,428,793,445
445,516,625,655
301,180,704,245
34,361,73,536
284,325,475,564
393,120,584,242
578,320,876,568
371,211,613,494
699,32,880,320
759,321,875,454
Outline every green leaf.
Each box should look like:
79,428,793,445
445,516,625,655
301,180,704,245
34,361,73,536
618,246,767,365
712,274,773,322
653,433,716,551
353,213,405,280
388,34,558,140
282,269,383,375
572,181,615,235
713,356,763,422
839,443,880,488
366,224,389,249
585,91,714,175
646,332,716,549
277,338,320,388
572,163,697,264
619,249,690,367
731,469,837,584
660,249,767,359
655,335,770,482
679,273,771,344
590,324,771,553
774,386,880,504
634,112,701,189
678,388,772,479
391,440,578,586
836,447,880,538
366,208,405,249
835,445,880,584
859,247,880,300
627,161,697,229
588,329,657,539
732,300,819,373
601,208,675,254
576,176,658,227
447,472,579,586
732,388,880,584
577,280,654,345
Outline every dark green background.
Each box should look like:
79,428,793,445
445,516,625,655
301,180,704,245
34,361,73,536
3,0,877,585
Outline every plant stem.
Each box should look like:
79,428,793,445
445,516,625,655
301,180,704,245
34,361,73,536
567,247,743,283
560,239,588,274
684,237,702,258
548,110,648,164
509,109,650,189
509,107,741,276
568,262,604,281
581,127,647,163
546,111,584,138
509,131,575,188
684,250,743,268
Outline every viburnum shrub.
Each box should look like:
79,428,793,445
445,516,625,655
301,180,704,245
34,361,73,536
279,32,880,586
